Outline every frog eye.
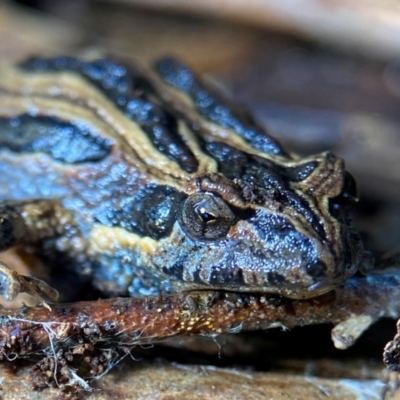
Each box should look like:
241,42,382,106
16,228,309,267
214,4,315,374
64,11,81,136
181,193,235,240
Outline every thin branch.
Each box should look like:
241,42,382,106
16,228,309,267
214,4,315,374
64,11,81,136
0,272,399,360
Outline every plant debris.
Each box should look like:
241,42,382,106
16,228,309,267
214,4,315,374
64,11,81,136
1,270,400,391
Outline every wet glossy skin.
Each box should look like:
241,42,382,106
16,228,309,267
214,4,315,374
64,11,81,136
0,56,363,301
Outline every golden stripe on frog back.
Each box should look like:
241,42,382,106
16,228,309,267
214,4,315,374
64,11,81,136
0,65,217,187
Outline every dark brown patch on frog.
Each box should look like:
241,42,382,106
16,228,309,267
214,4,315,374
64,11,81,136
0,205,24,250
18,57,199,173
155,58,286,156
199,139,318,186
0,114,113,163
305,260,327,278
162,262,184,282
284,161,319,182
208,265,245,286
266,271,287,285
95,185,185,240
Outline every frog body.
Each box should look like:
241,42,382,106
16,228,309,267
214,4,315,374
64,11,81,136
0,56,363,301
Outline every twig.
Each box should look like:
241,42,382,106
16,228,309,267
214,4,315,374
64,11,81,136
0,272,399,359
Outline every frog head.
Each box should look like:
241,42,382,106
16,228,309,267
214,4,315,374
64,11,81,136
152,147,363,299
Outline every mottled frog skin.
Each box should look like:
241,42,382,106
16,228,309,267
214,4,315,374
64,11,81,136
0,56,363,301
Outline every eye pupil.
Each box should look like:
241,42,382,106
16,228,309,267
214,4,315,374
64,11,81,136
195,206,216,223
181,193,235,240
